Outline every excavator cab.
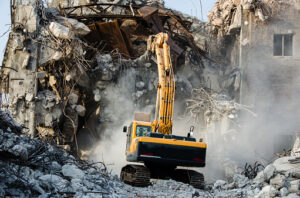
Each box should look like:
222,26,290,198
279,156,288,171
136,125,151,137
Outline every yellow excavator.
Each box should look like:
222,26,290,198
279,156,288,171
121,33,207,189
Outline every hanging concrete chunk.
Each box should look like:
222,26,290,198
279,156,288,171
49,22,75,39
75,105,86,117
291,132,300,157
229,5,242,34
57,16,91,36
68,93,79,105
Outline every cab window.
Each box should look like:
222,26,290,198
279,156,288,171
136,125,152,137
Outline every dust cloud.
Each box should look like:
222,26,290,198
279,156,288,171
90,22,300,181
89,69,155,175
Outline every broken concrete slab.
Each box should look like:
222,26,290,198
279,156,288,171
68,93,79,105
11,144,28,161
45,113,54,127
254,164,276,184
87,20,134,58
75,105,86,117
49,22,75,40
270,174,288,189
288,180,300,194
93,89,101,102
273,157,300,173
281,187,289,196
51,51,63,61
39,174,69,192
25,93,34,102
254,185,278,198
62,164,84,179
56,16,91,36
229,5,242,34
291,132,300,157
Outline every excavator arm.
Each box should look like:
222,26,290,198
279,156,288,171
150,33,175,135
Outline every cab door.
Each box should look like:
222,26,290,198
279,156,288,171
126,123,133,151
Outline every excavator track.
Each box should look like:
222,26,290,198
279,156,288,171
188,170,205,189
172,169,205,189
120,165,151,187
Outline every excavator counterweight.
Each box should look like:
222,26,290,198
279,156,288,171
121,33,207,189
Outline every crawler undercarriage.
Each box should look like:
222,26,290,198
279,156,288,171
121,164,205,189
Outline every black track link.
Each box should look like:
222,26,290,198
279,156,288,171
172,169,205,189
121,164,151,187
188,170,205,189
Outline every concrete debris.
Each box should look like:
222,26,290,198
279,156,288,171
0,110,22,134
255,185,278,198
62,164,84,179
49,22,75,40
68,93,79,105
281,187,289,196
185,88,255,126
50,51,63,61
270,174,288,189
288,180,300,194
75,105,86,117
291,133,300,157
93,89,101,102
263,164,276,182
56,16,91,36
44,113,53,127
39,174,69,192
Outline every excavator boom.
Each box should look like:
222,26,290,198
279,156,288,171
151,33,175,135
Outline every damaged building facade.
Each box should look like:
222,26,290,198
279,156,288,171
206,0,300,159
0,0,212,156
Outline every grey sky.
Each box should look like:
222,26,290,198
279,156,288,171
0,0,216,63
165,0,216,21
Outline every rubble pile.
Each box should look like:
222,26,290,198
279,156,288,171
0,110,299,197
208,161,300,198
185,88,255,126
207,0,299,44
208,0,264,38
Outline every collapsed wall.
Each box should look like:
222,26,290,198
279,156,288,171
203,0,300,179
